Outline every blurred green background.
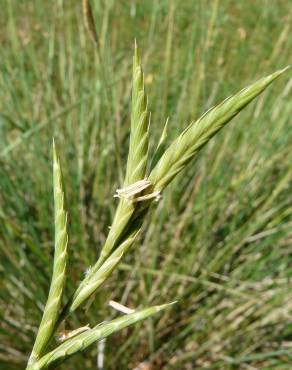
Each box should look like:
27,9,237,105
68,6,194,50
0,0,291,369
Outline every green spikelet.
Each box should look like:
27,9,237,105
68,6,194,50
68,231,139,313
28,140,68,365
30,302,176,370
149,67,289,191
125,40,149,185
82,43,150,279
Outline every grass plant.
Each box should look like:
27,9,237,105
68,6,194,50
1,1,291,369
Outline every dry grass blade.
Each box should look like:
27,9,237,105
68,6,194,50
30,303,176,370
149,67,290,191
82,0,99,46
27,141,68,366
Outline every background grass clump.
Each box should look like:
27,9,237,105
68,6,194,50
0,1,292,369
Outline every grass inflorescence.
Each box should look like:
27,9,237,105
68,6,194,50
25,47,288,369
0,2,291,369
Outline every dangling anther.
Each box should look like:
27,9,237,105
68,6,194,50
114,179,161,202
